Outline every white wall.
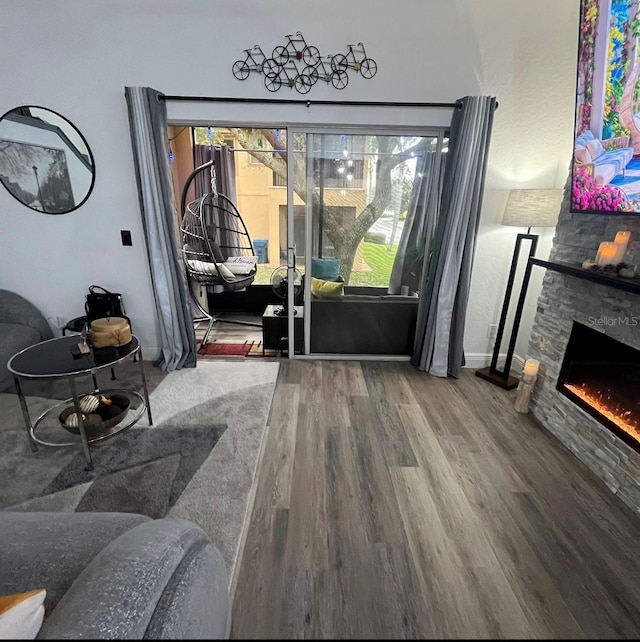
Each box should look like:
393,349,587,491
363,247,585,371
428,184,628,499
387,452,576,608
0,0,579,359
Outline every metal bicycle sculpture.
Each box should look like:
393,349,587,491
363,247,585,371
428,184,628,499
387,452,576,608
331,42,377,79
232,45,268,80
303,55,349,90
264,60,313,94
231,32,376,94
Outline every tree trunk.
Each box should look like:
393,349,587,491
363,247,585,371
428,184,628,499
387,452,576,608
227,130,426,283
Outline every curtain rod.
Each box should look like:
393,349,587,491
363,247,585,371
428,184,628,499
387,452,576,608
157,95,477,110
222,148,434,155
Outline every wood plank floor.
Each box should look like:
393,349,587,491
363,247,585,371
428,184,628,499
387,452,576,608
231,361,640,639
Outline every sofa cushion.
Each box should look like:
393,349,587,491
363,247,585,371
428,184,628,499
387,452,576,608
0,291,52,342
575,130,595,147
311,258,341,281
311,277,344,297
310,296,418,354
0,512,150,616
39,518,228,640
186,259,235,279
586,138,604,160
590,148,633,186
574,145,592,164
0,323,41,392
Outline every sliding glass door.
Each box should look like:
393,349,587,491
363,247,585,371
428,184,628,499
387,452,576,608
288,128,445,357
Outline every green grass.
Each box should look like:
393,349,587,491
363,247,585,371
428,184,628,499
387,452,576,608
252,242,397,288
254,264,306,286
350,242,398,287
255,265,275,285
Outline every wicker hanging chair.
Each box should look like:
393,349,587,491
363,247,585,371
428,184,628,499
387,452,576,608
180,160,260,348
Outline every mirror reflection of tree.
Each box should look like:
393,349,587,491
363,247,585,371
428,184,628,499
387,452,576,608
0,141,74,213
0,140,43,181
40,152,74,213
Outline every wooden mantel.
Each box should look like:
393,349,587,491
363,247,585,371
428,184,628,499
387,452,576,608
530,258,640,296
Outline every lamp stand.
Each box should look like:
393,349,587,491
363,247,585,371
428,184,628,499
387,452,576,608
476,232,538,390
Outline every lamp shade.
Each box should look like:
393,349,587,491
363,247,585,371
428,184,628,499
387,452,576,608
501,189,563,228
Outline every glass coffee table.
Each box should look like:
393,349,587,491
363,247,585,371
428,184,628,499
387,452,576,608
8,335,153,469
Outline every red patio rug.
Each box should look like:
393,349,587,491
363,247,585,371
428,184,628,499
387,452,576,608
198,341,254,357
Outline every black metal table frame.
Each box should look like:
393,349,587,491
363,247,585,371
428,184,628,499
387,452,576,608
8,336,153,469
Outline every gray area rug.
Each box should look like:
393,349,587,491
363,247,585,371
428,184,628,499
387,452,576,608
0,359,279,579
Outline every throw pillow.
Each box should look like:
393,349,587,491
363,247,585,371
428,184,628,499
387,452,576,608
186,260,235,279
311,277,344,297
585,138,604,161
311,258,341,282
224,256,257,275
0,589,46,640
574,145,592,164
216,263,236,279
187,259,218,274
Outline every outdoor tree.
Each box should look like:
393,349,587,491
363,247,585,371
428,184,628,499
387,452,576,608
195,127,426,283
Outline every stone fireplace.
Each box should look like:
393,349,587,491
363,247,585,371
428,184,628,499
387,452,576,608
528,186,640,514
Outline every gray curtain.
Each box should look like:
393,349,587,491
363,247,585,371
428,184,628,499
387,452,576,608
194,144,212,200
211,145,241,260
193,144,236,201
124,86,197,371
213,145,237,200
413,96,497,377
388,147,445,295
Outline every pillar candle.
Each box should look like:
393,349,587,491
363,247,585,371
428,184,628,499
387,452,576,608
523,359,539,376
596,242,618,266
613,230,631,264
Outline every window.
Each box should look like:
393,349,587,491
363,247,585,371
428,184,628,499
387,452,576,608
313,158,365,188
272,171,286,187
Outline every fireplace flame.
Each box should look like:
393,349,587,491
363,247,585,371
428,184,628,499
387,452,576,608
565,383,640,444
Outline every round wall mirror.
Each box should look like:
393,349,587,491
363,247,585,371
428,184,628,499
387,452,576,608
0,106,95,214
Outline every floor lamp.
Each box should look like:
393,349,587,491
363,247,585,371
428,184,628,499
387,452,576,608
475,188,563,389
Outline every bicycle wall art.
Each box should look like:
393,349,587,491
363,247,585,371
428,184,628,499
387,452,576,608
232,32,377,94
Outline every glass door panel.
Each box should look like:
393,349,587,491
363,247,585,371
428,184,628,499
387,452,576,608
305,132,442,356
286,132,307,357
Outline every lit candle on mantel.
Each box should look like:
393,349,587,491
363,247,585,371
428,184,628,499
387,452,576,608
523,359,539,376
596,241,618,266
613,230,631,264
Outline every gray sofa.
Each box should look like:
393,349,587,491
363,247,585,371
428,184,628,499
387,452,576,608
0,512,230,639
0,289,52,392
574,130,633,187
310,286,419,354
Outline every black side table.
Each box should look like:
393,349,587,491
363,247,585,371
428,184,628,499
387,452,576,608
262,305,304,355
8,336,152,469
62,315,89,336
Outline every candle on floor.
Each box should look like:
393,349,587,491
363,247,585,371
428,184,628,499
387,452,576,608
523,359,539,376
596,241,618,266
613,230,631,264
516,359,540,413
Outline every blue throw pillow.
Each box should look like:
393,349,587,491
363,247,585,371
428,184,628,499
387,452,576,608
311,258,341,282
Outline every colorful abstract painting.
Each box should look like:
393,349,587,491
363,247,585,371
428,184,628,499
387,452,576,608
573,0,640,214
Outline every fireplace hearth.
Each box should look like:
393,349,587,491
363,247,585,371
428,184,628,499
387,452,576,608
557,322,640,452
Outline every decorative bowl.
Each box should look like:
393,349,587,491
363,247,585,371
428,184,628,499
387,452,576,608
59,393,130,440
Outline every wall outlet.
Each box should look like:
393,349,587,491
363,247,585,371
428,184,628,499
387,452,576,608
487,323,498,340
